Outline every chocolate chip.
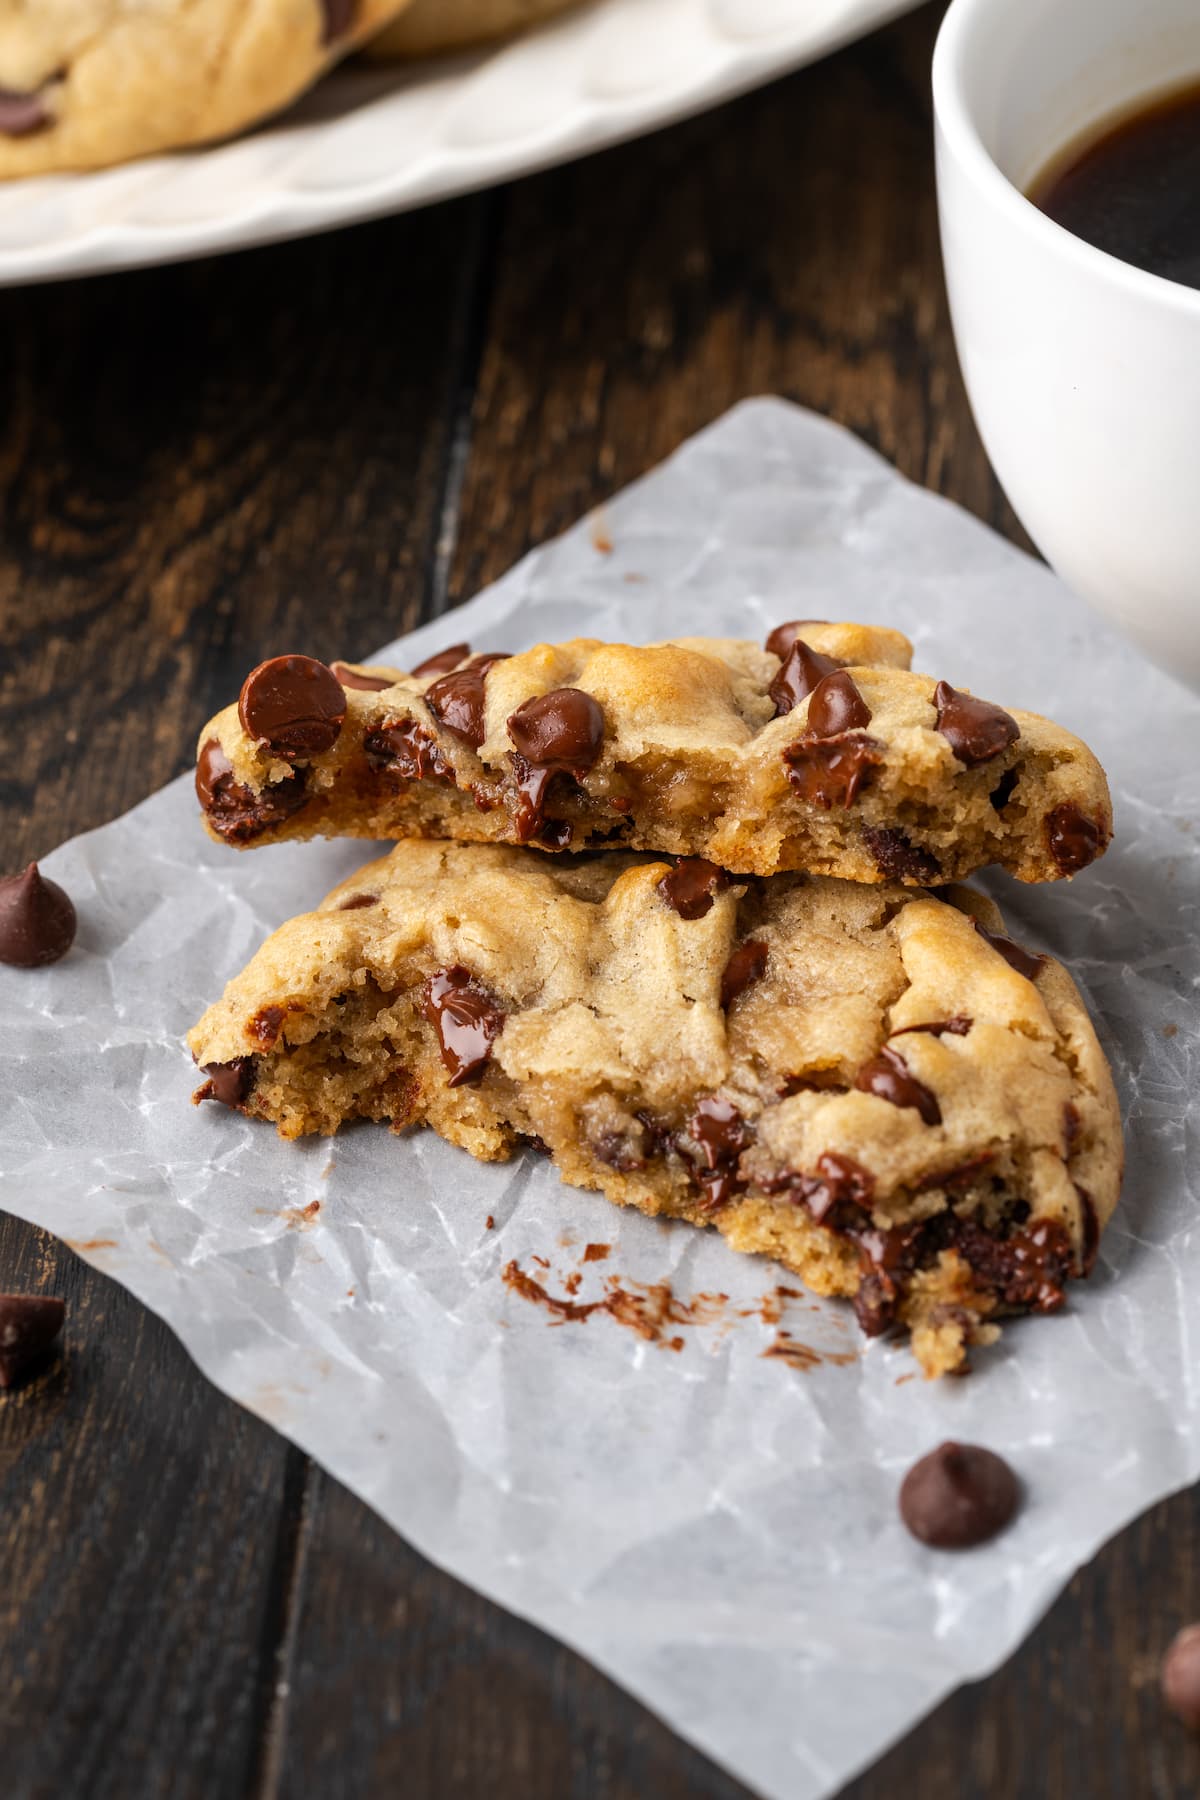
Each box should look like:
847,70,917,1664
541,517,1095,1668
238,656,346,759
196,738,309,842
199,1058,255,1107
337,894,378,911
782,736,882,810
592,1127,646,1173
251,1005,290,1050
364,719,457,787
505,688,605,841
656,859,730,920
720,940,768,1009
320,0,356,44
898,1442,1020,1549
0,87,51,138
424,655,509,750
684,1096,749,1210
1063,1100,1081,1152
892,1016,972,1039
989,768,1019,811
330,661,393,693
769,640,843,717
972,918,1045,981
1161,1626,1200,1732
422,966,505,1087
0,1294,65,1390
861,825,941,883
764,620,829,659
805,669,872,736
1046,803,1105,875
411,642,472,679
1076,1184,1100,1276
0,864,76,967
933,680,1020,766
793,1152,875,1227
855,1045,942,1125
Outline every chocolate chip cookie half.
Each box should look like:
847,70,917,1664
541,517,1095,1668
187,840,1122,1377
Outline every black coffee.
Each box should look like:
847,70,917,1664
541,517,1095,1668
1030,80,1200,290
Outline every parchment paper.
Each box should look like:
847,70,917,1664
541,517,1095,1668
2,400,1197,1800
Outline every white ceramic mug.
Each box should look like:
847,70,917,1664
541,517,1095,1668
933,0,1200,690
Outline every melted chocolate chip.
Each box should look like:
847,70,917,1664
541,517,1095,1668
1076,1185,1100,1276
793,1152,876,1228
422,966,505,1087
0,864,76,967
250,1005,290,1050
411,642,471,679
656,859,730,920
0,87,51,138
424,655,509,750
892,1016,972,1039
364,719,457,787
1046,803,1105,875
1063,1100,1082,1153
238,655,346,759
933,680,1020,766
899,1442,1020,1549
782,735,883,810
330,661,393,693
504,688,604,841
720,939,768,1009
337,894,378,911
684,1096,749,1210
0,1294,65,1390
199,1058,255,1107
989,768,1019,812
592,1126,647,1173
320,0,356,44
805,669,872,736
764,620,829,659
769,640,843,717
196,738,309,842
972,918,1045,981
860,825,941,884
855,1045,942,1126
1161,1626,1200,1733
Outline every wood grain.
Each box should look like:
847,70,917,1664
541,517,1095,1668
1,5,1194,1798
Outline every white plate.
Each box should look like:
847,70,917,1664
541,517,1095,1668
0,0,919,286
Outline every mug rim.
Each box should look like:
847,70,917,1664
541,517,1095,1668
932,0,1200,319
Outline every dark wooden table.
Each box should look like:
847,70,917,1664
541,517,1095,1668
2,6,1198,1796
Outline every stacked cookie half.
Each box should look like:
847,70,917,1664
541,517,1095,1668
189,622,1122,1376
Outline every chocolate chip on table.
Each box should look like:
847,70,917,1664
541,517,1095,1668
411,642,471,679
422,966,505,1087
656,858,730,920
0,87,51,138
1162,1626,1200,1732
424,655,510,750
861,825,941,883
933,679,1021,766
764,620,829,659
320,0,357,44
769,639,843,717
238,655,346,758
330,661,393,693
972,917,1045,981
899,1442,1020,1549
195,738,309,841
0,864,76,967
720,939,768,1009
506,688,605,842
198,1058,255,1107
855,1045,942,1125
1046,802,1104,874
0,1294,65,1390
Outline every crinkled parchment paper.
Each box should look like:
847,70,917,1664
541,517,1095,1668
2,400,1197,1800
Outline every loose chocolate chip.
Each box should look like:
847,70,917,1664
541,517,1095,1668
337,894,378,911
423,966,505,1087
720,939,769,1009
1046,803,1104,875
860,825,941,883
782,735,882,810
412,642,471,679
0,863,76,967
972,917,1045,981
764,620,829,659
320,0,356,44
364,718,457,787
892,1016,972,1039
793,1151,876,1227
1162,1626,1200,1732
330,661,393,693
656,858,730,920
238,655,346,759
196,738,309,842
855,1045,942,1125
0,87,51,138
934,680,1020,766
424,655,509,750
0,1294,65,1389
684,1096,749,1210
899,1442,1020,1549
199,1058,255,1107
769,640,843,717
804,669,872,737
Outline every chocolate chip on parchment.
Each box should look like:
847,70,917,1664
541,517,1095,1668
656,858,730,920
855,1045,942,1126
1162,1626,1200,1733
1046,802,1104,874
764,620,829,659
0,1294,65,1390
238,655,346,758
720,939,768,1009
422,966,505,1087
0,87,51,138
933,680,1020,766
0,864,76,967
411,642,471,679
330,661,393,693
899,1442,1020,1549
769,639,843,718
804,669,872,736
972,917,1045,982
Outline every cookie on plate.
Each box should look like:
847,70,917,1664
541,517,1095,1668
194,625,1112,885
188,841,1123,1376
0,0,413,178
365,0,582,59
